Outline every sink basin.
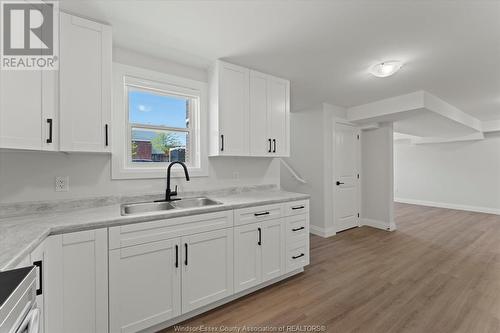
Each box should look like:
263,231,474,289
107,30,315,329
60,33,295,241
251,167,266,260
120,197,222,215
121,201,175,215
171,197,222,209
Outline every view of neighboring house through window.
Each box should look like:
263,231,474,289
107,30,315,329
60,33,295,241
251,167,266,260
128,87,193,165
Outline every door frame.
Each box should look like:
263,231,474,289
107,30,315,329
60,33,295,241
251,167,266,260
333,119,361,232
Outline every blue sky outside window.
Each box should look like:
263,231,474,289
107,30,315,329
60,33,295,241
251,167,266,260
128,89,188,129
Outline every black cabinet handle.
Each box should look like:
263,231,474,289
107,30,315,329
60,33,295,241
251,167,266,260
33,260,43,295
292,253,305,260
268,139,272,153
273,139,276,153
336,181,345,186
254,212,270,217
292,206,305,210
184,243,188,266
292,226,305,232
221,134,224,151
105,124,109,146
175,245,179,268
257,227,262,246
46,119,53,143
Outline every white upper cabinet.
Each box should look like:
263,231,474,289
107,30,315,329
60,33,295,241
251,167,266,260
267,76,289,157
209,60,250,156
209,60,290,157
250,71,290,157
0,70,57,151
59,13,112,152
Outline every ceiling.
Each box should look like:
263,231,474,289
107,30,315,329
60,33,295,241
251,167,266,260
59,0,500,120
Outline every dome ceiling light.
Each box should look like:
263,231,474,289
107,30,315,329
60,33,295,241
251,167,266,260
369,61,403,78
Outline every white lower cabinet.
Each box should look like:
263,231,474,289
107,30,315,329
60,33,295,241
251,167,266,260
33,200,308,333
109,238,181,333
108,226,234,333
181,228,234,313
45,229,108,333
234,218,285,293
30,241,47,333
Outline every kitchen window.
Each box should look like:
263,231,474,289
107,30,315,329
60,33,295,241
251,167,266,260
112,63,208,179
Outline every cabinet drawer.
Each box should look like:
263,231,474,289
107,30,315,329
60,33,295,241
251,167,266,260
109,211,233,250
234,204,283,226
286,214,309,243
286,240,309,272
284,200,309,216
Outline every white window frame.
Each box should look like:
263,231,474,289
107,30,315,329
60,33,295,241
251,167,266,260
112,63,208,179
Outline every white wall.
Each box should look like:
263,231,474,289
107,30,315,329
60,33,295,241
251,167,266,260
361,123,395,230
0,48,280,204
281,103,346,237
394,132,500,214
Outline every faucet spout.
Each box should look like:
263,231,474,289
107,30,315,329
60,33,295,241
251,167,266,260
160,161,190,202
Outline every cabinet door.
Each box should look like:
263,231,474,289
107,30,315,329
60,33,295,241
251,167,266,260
59,13,111,152
109,238,181,333
234,223,262,293
45,229,108,333
267,76,289,157
261,219,285,282
0,70,43,150
249,70,270,156
218,61,249,156
181,228,233,313
30,241,46,333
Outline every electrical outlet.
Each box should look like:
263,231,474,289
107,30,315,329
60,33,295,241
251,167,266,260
55,176,69,192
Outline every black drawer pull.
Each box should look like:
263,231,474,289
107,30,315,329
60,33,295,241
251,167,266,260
33,260,43,295
46,119,53,143
292,206,305,210
258,227,262,246
273,139,276,153
292,226,305,232
268,138,272,153
292,253,305,260
105,124,109,146
175,245,179,268
221,134,224,151
184,243,188,266
254,212,270,217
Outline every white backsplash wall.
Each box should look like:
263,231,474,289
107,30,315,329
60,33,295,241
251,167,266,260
0,48,281,204
0,151,280,203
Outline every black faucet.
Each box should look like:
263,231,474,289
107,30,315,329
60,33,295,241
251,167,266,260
158,161,190,202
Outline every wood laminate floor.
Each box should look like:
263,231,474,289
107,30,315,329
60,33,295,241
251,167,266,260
160,203,500,333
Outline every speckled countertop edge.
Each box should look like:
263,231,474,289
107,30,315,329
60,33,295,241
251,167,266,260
0,189,309,271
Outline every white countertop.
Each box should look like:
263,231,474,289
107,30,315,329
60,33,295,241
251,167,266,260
0,190,309,271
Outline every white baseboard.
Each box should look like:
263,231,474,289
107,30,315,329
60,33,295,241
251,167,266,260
395,197,500,216
309,225,336,238
361,218,394,231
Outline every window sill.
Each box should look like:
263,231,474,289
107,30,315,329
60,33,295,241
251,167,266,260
111,166,209,180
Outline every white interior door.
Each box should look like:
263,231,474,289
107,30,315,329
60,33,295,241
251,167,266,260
334,123,360,232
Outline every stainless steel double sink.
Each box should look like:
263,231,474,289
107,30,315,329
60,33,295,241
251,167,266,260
121,197,222,216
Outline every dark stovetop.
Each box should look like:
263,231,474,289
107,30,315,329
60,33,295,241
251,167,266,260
0,266,34,309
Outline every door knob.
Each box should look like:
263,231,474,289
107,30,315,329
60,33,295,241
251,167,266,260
336,181,345,186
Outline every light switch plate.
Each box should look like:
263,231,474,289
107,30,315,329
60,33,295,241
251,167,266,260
55,176,69,192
